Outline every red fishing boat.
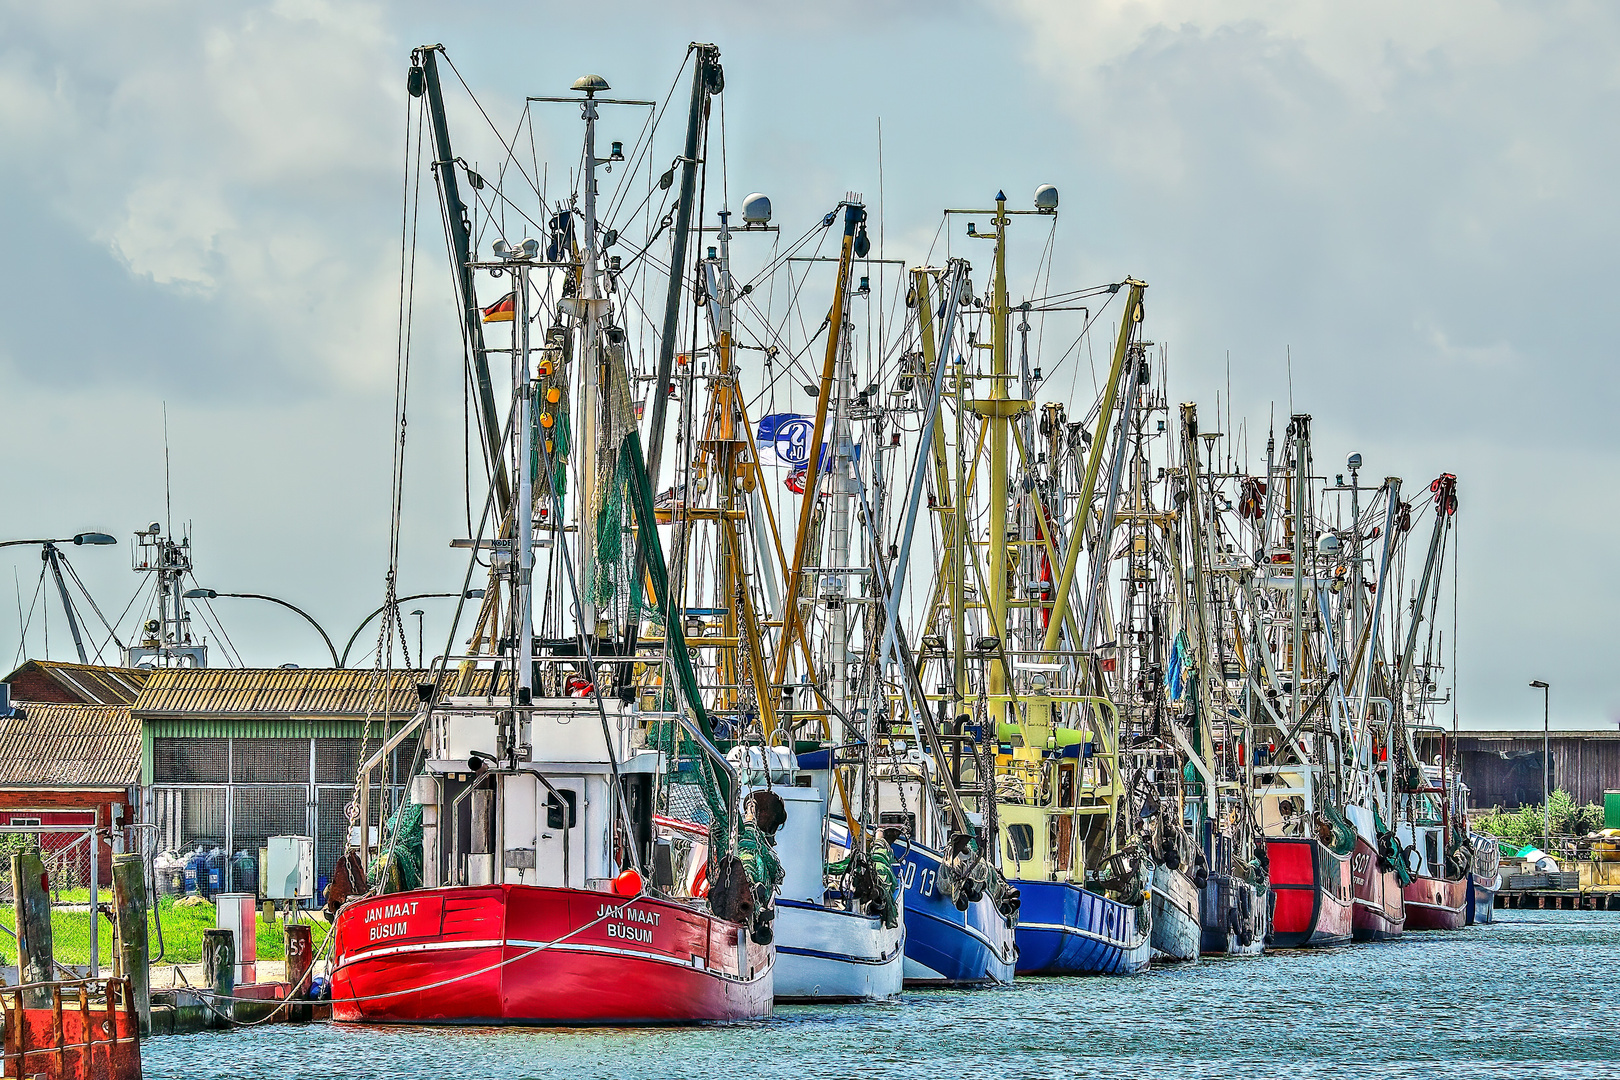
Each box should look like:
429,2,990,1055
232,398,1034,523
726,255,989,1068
1396,743,1471,932
1398,760,1470,931
1349,833,1404,941
332,883,771,1024
1401,873,1468,931
1265,836,1353,948
330,46,778,1025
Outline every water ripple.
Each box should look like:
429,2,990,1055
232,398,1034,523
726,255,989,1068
141,909,1620,1080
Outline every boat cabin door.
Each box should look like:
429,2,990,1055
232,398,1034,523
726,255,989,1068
534,778,585,888
501,773,585,888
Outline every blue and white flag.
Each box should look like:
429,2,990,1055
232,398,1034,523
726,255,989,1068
756,413,859,468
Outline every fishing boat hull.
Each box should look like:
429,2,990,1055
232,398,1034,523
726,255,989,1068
1199,873,1268,956
1402,874,1469,931
330,884,772,1024
1350,835,1405,941
1013,879,1152,975
1467,872,1500,925
772,899,904,1002
1467,834,1502,925
894,840,1018,985
1265,837,1353,948
1149,863,1201,962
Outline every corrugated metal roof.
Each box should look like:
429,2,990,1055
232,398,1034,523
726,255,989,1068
0,703,139,787
132,667,504,721
2,660,151,705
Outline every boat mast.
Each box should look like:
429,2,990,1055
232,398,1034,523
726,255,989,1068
516,252,535,708
411,46,510,518
642,44,721,488
985,193,1012,715
574,75,607,635
827,216,858,721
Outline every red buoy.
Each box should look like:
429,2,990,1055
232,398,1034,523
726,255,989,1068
611,869,643,897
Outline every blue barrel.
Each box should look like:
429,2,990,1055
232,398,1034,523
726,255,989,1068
231,849,259,896
184,849,204,896
204,848,225,897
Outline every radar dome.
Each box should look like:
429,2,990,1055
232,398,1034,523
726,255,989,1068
742,192,772,226
1034,184,1059,213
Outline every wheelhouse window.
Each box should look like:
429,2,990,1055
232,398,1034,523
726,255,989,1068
1005,823,1036,862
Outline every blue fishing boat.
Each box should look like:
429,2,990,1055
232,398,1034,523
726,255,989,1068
830,810,1016,986
1014,879,1151,974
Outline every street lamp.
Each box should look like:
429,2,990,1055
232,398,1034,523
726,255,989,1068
0,532,118,550
1,532,119,663
338,590,485,668
1530,679,1550,844
183,589,341,668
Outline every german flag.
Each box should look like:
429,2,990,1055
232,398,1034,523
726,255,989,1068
480,291,516,323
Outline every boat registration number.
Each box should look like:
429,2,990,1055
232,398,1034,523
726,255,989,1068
899,861,937,897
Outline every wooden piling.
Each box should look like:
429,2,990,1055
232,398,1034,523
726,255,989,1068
50,984,65,1077
11,851,55,1008
110,853,151,1035
285,923,314,1022
202,928,237,1029
77,985,93,1079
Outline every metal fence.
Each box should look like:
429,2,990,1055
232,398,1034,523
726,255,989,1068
146,734,415,899
0,823,110,979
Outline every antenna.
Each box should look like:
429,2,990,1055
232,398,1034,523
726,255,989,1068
1286,346,1294,417
163,402,174,538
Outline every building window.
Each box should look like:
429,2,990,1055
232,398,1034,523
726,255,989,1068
9,816,40,827
232,738,312,784
153,738,229,783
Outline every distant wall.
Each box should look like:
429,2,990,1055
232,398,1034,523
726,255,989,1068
1416,732,1620,808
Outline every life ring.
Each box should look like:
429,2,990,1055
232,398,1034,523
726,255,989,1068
692,861,709,898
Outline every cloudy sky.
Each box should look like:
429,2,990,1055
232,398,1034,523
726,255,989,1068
1,1,1612,730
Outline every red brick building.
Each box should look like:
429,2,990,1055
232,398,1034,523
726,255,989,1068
2,659,148,706
1,661,147,881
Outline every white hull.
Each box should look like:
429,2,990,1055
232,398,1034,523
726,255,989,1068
773,900,905,1002
1150,863,1202,962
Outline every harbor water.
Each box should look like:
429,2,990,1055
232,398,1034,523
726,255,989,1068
142,910,1618,1080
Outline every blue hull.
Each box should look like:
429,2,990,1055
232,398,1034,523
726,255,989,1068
1467,873,1498,925
893,842,1018,985
1012,879,1152,975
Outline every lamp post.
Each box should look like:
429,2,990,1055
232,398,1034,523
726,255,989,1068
409,610,425,667
338,591,485,668
1530,679,1550,844
183,589,340,668
1,533,118,663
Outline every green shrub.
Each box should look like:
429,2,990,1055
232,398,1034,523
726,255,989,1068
0,897,331,968
1472,789,1604,846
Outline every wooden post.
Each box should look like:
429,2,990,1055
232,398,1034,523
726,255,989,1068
77,985,93,1080
102,979,117,1076
110,853,150,1036
284,923,314,1022
8,987,26,1080
51,984,66,1077
11,850,54,1008
202,928,236,1028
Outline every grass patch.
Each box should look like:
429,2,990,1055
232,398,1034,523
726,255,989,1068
0,897,331,967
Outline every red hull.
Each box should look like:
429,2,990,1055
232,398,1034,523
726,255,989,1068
1350,836,1405,941
1266,837,1353,948
1401,874,1469,931
330,884,772,1024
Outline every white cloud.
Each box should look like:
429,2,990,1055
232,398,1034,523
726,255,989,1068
0,0,405,394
